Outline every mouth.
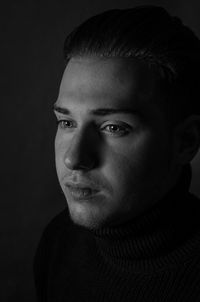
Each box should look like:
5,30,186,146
65,184,100,201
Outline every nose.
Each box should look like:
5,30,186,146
64,125,98,171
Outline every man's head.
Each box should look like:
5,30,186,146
54,6,200,229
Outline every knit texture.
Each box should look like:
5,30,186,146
34,168,200,301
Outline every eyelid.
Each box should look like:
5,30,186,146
101,120,132,128
100,121,132,135
56,117,77,129
54,111,69,118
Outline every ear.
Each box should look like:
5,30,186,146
173,115,200,165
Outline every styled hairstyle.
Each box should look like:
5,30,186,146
63,5,200,126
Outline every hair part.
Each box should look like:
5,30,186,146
63,5,200,126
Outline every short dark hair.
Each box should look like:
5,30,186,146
63,5,200,126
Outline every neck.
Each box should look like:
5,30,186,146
91,164,198,272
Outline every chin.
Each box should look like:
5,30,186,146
69,210,106,230
67,201,112,230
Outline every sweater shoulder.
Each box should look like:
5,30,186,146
36,208,77,260
42,208,70,239
33,208,75,299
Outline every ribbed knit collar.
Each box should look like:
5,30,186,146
93,165,200,271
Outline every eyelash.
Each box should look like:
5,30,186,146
101,124,130,136
56,120,75,129
56,119,131,136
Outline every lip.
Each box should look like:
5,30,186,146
65,183,100,201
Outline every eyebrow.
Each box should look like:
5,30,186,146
53,104,139,117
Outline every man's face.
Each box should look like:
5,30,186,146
54,57,176,229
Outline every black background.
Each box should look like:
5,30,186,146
2,0,200,301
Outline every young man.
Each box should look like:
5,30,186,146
34,6,200,301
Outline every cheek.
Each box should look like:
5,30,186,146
54,133,66,176
109,153,135,191
103,147,145,197
103,133,172,197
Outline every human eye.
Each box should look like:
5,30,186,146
101,122,132,136
56,119,76,130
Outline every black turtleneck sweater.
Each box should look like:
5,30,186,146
34,168,200,301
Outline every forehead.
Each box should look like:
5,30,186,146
58,56,160,111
